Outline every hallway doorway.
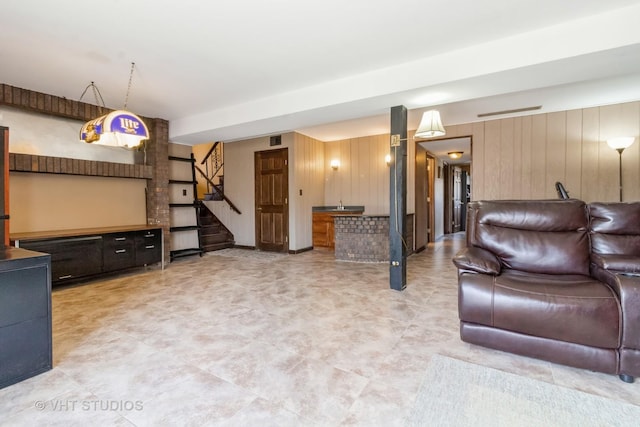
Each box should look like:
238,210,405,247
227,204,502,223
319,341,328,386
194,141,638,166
415,136,471,242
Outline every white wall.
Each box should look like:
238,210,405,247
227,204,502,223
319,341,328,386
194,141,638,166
223,134,292,247
168,143,199,251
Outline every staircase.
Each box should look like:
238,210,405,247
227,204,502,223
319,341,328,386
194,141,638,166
197,200,235,252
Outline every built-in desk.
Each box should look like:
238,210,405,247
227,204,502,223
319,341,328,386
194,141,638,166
11,225,163,285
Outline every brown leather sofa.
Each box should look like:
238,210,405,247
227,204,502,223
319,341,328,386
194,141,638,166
453,199,640,382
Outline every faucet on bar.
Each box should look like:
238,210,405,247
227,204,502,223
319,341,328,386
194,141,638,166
338,200,344,210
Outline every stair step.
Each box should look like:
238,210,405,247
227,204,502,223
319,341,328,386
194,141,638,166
202,241,235,252
201,233,233,245
200,216,222,227
200,222,222,231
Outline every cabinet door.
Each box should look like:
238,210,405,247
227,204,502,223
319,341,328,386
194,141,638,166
135,229,161,266
20,236,102,283
103,232,136,271
0,253,52,388
312,213,331,247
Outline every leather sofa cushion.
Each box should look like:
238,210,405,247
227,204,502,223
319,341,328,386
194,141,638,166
589,202,640,256
592,254,640,273
469,200,590,275
458,269,621,349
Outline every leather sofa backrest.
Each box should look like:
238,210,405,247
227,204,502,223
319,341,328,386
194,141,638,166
589,202,640,255
468,199,590,275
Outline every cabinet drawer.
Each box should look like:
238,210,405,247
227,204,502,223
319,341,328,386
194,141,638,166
20,236,102,282
134,229,161,266
103,232,135,249
103,234,135,272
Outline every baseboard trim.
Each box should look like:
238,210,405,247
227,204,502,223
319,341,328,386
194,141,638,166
289,246,313,254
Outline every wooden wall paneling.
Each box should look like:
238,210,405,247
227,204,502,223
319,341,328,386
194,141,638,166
499,118,515,199
615,102,640,201
414,144,427,250
406,132,415,212
512,117,523,198
520,116,533,199
565,109,583,199
530,114,548,199
483,120,501,200
352,137,363,207
633,106,640,201
342,139,351,203
581,107,601,202
380,134,390,214
599,105,624,201
471,122,485,201
545,111,567,199
370,135,381,213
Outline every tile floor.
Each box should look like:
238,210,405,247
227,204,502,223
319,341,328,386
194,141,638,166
1,234,639,426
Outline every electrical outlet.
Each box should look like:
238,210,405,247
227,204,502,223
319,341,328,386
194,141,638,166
299,189,303,196
182,189,187,196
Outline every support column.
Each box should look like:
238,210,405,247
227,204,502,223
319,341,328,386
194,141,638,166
145,118,171,266
389,105,407,291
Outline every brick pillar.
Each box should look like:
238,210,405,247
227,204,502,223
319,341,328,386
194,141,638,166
145,118,170,266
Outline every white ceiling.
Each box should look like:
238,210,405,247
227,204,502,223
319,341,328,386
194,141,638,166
2,0,640,149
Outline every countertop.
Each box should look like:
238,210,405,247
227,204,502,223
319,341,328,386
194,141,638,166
11,224,162,242
312,205,365,213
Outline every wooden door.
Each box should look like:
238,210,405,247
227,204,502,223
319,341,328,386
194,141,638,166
452,166,462,233
426,155,436,242
254,148,289,252
1,126,8,246
414,147,428,251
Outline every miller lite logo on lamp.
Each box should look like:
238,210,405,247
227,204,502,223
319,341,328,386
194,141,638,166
80,110,149,148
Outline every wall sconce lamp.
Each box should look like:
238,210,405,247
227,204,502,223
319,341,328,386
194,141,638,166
448,151,463,160
415,110,446,139
607,136,635,201
330,159,340,170
385,154,391,166
78,63,149,149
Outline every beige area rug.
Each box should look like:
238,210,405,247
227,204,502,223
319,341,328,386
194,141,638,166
406,355,640,427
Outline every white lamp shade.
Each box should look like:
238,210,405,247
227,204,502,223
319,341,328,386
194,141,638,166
607,137,635,150
80,110,149,148
415,110,446,138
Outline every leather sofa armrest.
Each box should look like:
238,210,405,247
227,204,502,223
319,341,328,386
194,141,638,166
610,274,640,349
592,254,640,273
452,247,501,275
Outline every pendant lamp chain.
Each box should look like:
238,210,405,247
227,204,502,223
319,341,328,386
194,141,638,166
123,62,136,110
79,81,106,115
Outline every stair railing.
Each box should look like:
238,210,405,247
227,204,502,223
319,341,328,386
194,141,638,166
193,164,242,214
201,141,224,199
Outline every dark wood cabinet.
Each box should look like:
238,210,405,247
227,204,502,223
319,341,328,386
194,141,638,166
135,229,162,266
103,232,136,271
312,210,363,248
12,226,162,285
0,247,52,389
21,236,103,282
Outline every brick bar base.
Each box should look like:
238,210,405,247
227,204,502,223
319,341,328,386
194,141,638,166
334,214,413,262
